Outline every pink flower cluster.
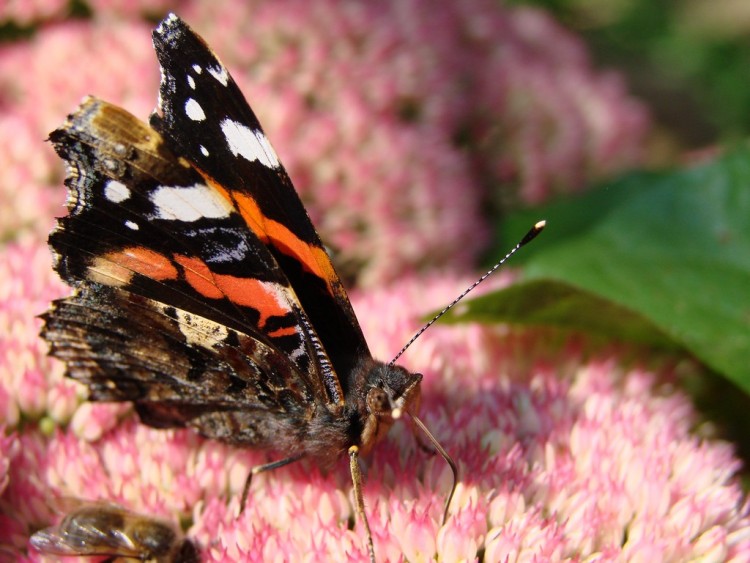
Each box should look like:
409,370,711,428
0,0,67,26
0,241,74,427
0,0,648,284
2,271,748,561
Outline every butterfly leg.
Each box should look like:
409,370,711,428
239,454,304,515
348,445,376,563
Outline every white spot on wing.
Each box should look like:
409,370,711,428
192,64,202,74
207,64,229,86
200,145,209,156
220,119,280,168
150,183,232,222
187,75,196,89
104,180,130,203
156,13,179,36
185,98,206,121
175,309,229,347
124,220,139,230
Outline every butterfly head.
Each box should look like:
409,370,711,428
354,361,423,455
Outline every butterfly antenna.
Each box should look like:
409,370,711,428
389,220,546,365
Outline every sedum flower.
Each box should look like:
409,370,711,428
0,240,75,426
0,0,67,27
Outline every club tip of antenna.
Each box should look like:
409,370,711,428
521,219,546,245
389,219,547,364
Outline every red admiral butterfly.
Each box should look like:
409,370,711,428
42,13,543,560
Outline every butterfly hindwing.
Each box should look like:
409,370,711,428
150,15,370,388
42,284,323,449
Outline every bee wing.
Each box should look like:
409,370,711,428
30,503,143,558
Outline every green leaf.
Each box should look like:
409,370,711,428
470,146,750,393
450,278,678,350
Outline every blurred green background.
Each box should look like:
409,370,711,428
522,0,750,151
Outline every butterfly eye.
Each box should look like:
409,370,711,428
365,387,390,415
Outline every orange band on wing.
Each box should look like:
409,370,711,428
174,254,292,327
266,325,299,338
206,178,338,296
117,247,179,279
89,247,179,286
174,255,223,299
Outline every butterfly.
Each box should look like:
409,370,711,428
42,13,544,561
30,501,198,562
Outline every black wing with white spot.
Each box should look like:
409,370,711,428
150,14,370,392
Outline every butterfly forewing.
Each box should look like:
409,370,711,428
150,15,370,389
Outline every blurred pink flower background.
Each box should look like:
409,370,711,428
1,0,748,561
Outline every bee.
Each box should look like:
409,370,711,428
29,502,198,562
